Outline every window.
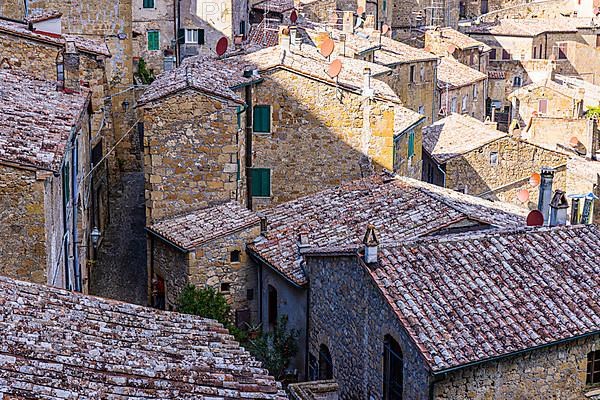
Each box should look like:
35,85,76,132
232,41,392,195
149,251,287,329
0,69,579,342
268,285,277,325
502,49,510,60
533,46,537,59
587,350,600,385
56,59,64,84
539,44,543,58
538,99,548,114
383,335,403,400
489,48,497,60
253,105,271,133
490,151,498,166
220,283,231,292
92,141,103,167
596,34,600,48
230,250,241,263
513,76,522,87
143,0,154,8
462,95,468,112
473,84,478,99
469,52,475,66
318,344,333,380
250,168,271,197
62,163,70,204
558,43,568,59
240,20,246,36
147,30,159,51
246,289,254,301
418,105,425,115
420,65,425,82
409,65,415,83
408,130,415,158
451,97,457,113
185,29,198,43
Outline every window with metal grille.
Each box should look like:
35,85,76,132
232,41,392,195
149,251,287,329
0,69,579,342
253,105,271,133
587,350,600,385
147,30,159,51
250,168,271,197
143,0,154,8
383,335,403,400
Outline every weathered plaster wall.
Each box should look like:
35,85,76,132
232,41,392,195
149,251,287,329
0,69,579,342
132,0,175,74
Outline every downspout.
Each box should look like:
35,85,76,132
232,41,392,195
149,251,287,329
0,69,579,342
245,84,254,210
432,60,439,122
23,0,28,18
149,235,155,306
72,138,81,292
544,33,548,59
236,104,248,203
176,0,181,67
304,276,311,381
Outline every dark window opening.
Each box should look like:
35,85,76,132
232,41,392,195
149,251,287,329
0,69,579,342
92,141,103,166
383,335,403,400
246,288,254,301
587,350,600,385
151,275,166,310
318,344,333,380
489,48,497,60
221,283,231,292
268,285,277,325
230,250,241,263
502,49,510,60
143,0,154,8
409,65,415,83
558,43,568,60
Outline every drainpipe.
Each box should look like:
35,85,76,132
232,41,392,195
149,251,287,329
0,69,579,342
23,0,28,18
245,84,254,210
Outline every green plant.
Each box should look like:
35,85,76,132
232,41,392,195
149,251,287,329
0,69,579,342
137,58,155,85
246,316,299,380
586,106,600,120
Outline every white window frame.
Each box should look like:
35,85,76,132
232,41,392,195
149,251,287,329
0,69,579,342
185,29,199,44
462,95,468,113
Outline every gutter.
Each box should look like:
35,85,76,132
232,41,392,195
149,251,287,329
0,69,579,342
394,116,426,141
246,247,305,289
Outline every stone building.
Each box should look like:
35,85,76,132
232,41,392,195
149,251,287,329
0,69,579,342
424,27,491,73
436,57,488,120
140,35,425,220
132,0,176,75
0,69,95,292
422,113,570,207
507,76,600,156
465,18,587,127
245,175,526,379
0,274,286,399
305,223,600,399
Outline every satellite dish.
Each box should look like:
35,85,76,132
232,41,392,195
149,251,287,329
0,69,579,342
216,37,228,56
517,189,530,203
447,44,456,54
569,136,580,147
529,172,541,187
382,24,390,35
595,7,600,15
357,6,365,14
424,45,432,53
526,210,544,226
328,59,343,78
290,9,298,23
319,38,335,58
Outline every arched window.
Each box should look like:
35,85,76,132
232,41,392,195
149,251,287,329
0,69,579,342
383,335,403,400
588,350,600,385
318,344,333,380
267,285,277,326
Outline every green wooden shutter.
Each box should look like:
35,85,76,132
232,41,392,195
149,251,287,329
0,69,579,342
148,31,159,51
408,130,415,158
143,0,154,8
251,168,271,197
253,105,271,133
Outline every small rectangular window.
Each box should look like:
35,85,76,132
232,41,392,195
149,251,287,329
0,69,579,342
538,99,548,114
147,30,159,51
409,65,415,83
408,130,415,158
587,350,600,385
420,66,425,82
240,20,246,36
490,48,497,60
220,283,231,292
558,43,567,59
230,250,241,263
451,97,457,113
92,141,103,166
253,105,271,133
250,168,271,197
502,49,510,60
462,96,468,112
185,29,198,44
513,76,522,87
473,84,478,99
143,0,154,8
490,151,498,166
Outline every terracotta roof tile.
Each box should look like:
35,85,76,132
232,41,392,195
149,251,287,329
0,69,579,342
0,18,110,56
370,224,600,372
427,27,490,50
422,114,506,163
148,202,261,251
0,275,287,398
0,69,89,171
25,10,63,23
252,0,295,14
249,175,526,286
436,57,487,89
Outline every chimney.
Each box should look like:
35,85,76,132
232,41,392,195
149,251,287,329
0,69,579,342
278,25,291,50
298,226,310,253
586,118,598,161
549,190,569,226
364,14,376,32
363,224,379,264
571,197,581,225
258,212,268,235
363,67,374,96
63,39,80,92
537,167,555,225
342,11,354,33
581,193,599,224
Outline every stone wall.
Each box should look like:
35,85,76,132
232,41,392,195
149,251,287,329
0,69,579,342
0,164,48,284
149,236,189,309
394,125,424,178
306,254,432,399
444,136,569,206
479,0,574,21
251,69,401,208
439,79,487,120
189,225,262,322
132,0,175,75
378,60,438,125
434,335,600,399
143,90,245,222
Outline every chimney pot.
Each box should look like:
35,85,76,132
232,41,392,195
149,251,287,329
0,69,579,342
342,11,355,33
549,190,569,226
571,197,581,225
278,25,291,50
363,67,373,96
537,167,555,225
258,213,268,235
363,224,379,264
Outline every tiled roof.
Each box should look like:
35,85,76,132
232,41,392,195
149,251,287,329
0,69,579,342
249,175,526,286
370,224,600,372
25,10,63,23
422,114,506,163
0,18,110,56
436,57,487,89
148,202,261,251
507,77,582,102
427,27,490,50
466,19,578,37
247,21,280,48
0,69,89,171
377,35,439,65
252,0,295,13
0,275,287,399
